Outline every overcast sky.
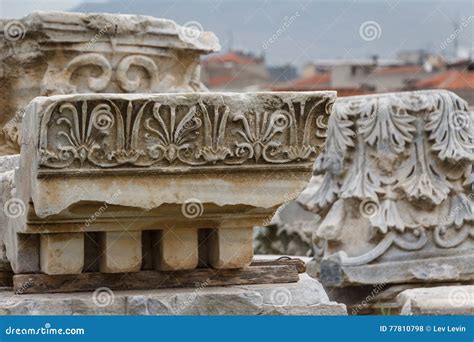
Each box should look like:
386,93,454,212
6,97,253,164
1,0,473,66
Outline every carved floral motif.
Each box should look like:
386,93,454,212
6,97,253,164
37,94,333,169
299,90,474,267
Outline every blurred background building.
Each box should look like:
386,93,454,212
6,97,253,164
202,49,474,104
1,0,473,104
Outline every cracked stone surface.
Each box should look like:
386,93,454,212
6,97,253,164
0,274,346,315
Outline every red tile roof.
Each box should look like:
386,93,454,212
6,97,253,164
271,73,330,91
414,71,474,89
373,65,424,75
204,52,258,65
206,75,236,87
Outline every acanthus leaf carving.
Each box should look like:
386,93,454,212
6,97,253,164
299,90,474,273
339,136,385,201
425,91,474,162
359,96,416,153
397,120,451,205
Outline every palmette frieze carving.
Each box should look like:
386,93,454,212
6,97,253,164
37,94,333,169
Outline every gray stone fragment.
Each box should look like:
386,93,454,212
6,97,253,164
0,274,347,315
398,285,474,315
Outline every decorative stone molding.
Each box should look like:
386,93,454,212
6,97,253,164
33,93,332,172
7,91,334,275
296,90,474,287
0,12,220,154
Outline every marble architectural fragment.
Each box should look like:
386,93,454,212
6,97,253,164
0,274,347,315
296,90,474,287
0,155,19,272
0,11,220,155
255,90,474,289
6,91,334,276
398,285,474,315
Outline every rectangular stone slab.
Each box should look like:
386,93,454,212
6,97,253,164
152,228,199,271
8,91,333,275
19,91,334,218
40,233,84,275
208,227,254,269
99,231,142,273
13,264,300,294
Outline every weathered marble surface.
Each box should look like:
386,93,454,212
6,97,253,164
0,155,19,271
254,200,319,257
7,91,334,275
254,174,325,257
397,285,474,315
0,11,220,154
256,90,474,287
0,274,347,315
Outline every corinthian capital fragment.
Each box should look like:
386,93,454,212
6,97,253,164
297,89,474,287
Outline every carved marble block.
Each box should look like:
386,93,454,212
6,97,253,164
0,155,20,272
298,90,474,287
0,11,220,155
7,91,334,275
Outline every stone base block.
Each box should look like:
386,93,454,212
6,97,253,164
153,228,198,271
318,254,474,287
7,233,39,274
398,285,474,315
99,231,141,273
208,228,253,269
0,274,346,315
40,233,84,275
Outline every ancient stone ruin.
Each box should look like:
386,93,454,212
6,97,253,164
0,10,472,316
256,89,474,313
302,90,473,287
8,91,333,280
0,11,219,155
0,10,220,285
0,13,347,315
